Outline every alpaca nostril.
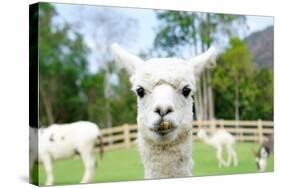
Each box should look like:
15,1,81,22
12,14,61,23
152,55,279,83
154,107,162,116
154,106,174,117
166,107,173,115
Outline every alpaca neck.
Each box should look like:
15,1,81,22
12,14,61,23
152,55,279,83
137,128,193,179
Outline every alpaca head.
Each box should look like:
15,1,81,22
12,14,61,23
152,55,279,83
197,128,208,140
255,147,269,172
111,43,217,144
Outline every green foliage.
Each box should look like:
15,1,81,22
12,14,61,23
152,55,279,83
213,38,273,120
249,68,273,120
155,11,195,55
81,72,107,127
39,3,89,125
38,3,272,126
154,10,272,120
110,69,137,125
155,11,245,55
219,38,254,77
38,3,138,127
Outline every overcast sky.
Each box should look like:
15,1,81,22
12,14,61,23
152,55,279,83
54,3,273,73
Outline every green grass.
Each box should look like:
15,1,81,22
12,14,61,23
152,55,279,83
34,142,273,185
193,142,273,176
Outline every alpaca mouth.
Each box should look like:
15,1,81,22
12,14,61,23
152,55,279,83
151,121,175,136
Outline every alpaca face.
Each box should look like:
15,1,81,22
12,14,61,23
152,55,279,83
111,43,217,144
132,60,195,143
197,129,207,140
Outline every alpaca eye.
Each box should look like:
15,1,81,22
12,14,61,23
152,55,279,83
182,86,191,98
136,87,145,98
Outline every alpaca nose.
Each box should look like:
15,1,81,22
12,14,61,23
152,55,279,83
154,105,174,117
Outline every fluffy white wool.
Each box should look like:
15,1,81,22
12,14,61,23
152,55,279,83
38,121,100,161
197,129,238,167
30,121,101,185
132,58,196,91
111,43,217,179
137,126,193,178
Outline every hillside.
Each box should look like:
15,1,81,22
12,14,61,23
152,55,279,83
245,26,273,69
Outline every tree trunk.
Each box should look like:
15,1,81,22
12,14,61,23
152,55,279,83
104,69,112,129
191,29,203,120
202,70,208,120
207,70,214,120
234,75,240,138
195,79,204,120
200,41,208,120
194,94,200,120
207,69,215,133
205,13,215,123
39,83,54,125
234,76,240,121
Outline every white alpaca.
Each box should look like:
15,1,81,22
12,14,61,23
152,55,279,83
29,121,103,185
197,128,238,167
111,43,218,179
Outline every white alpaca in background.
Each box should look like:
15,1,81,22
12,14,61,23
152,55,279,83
30,121,103,185
197,128,238,167
111,43,217,179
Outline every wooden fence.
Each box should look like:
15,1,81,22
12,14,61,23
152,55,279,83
99,120,273,151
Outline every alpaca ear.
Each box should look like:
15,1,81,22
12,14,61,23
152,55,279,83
187,46,218,77
110,43,144,75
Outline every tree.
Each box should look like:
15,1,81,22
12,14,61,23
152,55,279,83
73,7,138,129
81,71,108,127
215,37,253,121
38,4,140,128
212,38,273,121
250,68,273,120
110,69,137,126
39,3,89,126
154,11,246,121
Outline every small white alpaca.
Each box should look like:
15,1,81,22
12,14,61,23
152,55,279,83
197,128,238,167
29,121,103,185
111,43,217,179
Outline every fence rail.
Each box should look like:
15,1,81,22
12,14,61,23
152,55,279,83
99,120,273,151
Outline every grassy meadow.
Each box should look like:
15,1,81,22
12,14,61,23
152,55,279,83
34,141,274,185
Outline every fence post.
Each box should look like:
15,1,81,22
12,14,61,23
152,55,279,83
197,120,202,131
210,119,216,134
124,124,130,148
194,120,200,140
257,119,263,144
219,119,224,129
196,120,201,130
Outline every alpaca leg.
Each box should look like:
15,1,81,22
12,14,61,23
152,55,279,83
231,147,238,166
41,154,54,186
80,148,95,184
216,146,227,167
216,147,222,168
226,145,232,167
